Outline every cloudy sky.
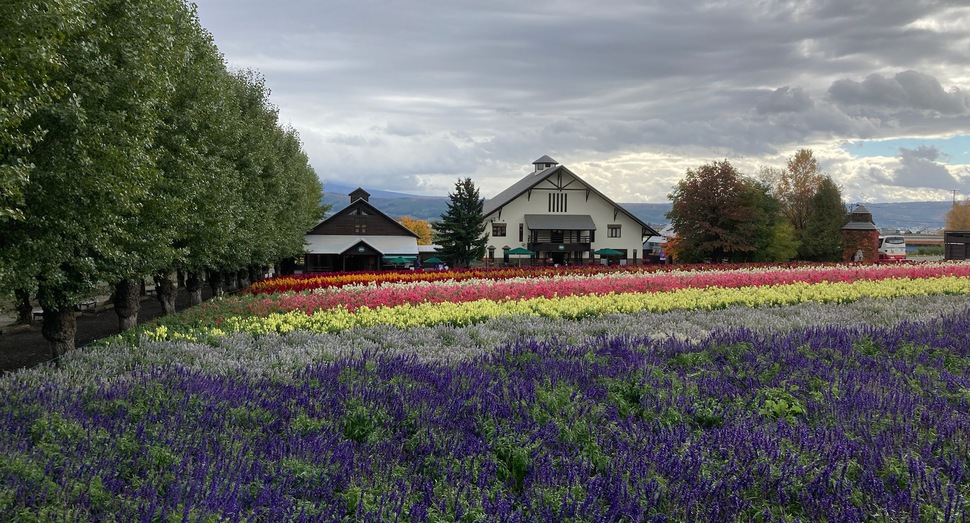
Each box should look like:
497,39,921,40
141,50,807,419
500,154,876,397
192,0,970,203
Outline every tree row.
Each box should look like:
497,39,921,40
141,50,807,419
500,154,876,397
1,0,325,358
667,150,848,263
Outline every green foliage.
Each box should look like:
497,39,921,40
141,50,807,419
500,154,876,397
762,220,800,262
800,176,847,261
433,177,488,268
743,178,789,262
0,0,85,223
0,0,324,334
758,388,807,423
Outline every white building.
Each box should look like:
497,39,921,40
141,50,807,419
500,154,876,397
482,156,659,266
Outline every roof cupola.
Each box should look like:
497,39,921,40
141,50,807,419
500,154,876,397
532,155,558,173
349,187,370,203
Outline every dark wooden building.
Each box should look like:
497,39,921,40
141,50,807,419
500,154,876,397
841,204,879,262
944,230,970,261
304,188,420,272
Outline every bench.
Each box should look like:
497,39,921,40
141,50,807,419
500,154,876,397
76,299,97,311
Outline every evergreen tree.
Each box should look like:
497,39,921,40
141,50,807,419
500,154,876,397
801,176,847,261
432,178,488,268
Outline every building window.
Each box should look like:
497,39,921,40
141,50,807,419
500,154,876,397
608,224,621,238
354,216,366,234
492,223,507,237
519,223,524,242
547,192,568,212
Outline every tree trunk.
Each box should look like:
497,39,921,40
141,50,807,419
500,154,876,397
186,272,203,306
225,271,237,293
239,268,251,290
113,280,141,333
155,272,177,315
42,307,76,361
14,288,33,325
208,270,224,297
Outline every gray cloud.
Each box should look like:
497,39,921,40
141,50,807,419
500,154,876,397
892,145,960,190
194,0,970,202
757,87,815,114
830,71,969,114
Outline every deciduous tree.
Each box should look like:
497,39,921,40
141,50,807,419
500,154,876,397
0,0,83,222
777,149,825,232
398,216,433,245
432,178,488,268
666,160,777,263
0,0,324,355
945,200,970,230
4,0,194,354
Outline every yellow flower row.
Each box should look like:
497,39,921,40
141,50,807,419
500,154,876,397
142,276,970,342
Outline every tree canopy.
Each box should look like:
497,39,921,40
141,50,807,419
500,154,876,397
0,0,324,356
800,177,848,261
945,201,970,231
398,216,433,245
666,160,782,263
758,149,846,261
432,178,488,268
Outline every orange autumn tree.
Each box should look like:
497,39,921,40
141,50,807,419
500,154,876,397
945,200,970,230
398,216,433,245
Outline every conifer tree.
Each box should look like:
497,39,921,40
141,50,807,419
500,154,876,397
801,176,847,261
432,178,488,268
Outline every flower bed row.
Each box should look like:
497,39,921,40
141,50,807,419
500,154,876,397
3,305,969,521
164,262,970,331
245,262,837,294
143,273,970,342
245,264,643,294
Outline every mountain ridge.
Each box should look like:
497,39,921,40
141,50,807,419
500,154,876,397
322,183,953,230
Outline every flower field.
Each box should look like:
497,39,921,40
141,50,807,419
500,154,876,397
2,262,970,521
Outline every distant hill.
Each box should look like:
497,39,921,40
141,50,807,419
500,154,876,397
322,181,447,201
857,201,951,230
619,201,952,230
321,182,952,230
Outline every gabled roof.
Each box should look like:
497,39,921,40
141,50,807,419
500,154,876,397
308,196,418,238
483,164,659,237
483,164,558,216
305,235,419,255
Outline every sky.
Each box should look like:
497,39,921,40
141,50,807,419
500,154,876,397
192,0,970,204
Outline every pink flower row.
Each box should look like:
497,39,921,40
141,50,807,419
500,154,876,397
236,263,970,318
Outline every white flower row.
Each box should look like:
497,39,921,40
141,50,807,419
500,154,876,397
5,293,968,390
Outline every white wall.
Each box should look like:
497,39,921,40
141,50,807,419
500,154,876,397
483,170,646,260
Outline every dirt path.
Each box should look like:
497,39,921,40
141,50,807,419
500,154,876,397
0,288,212,374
